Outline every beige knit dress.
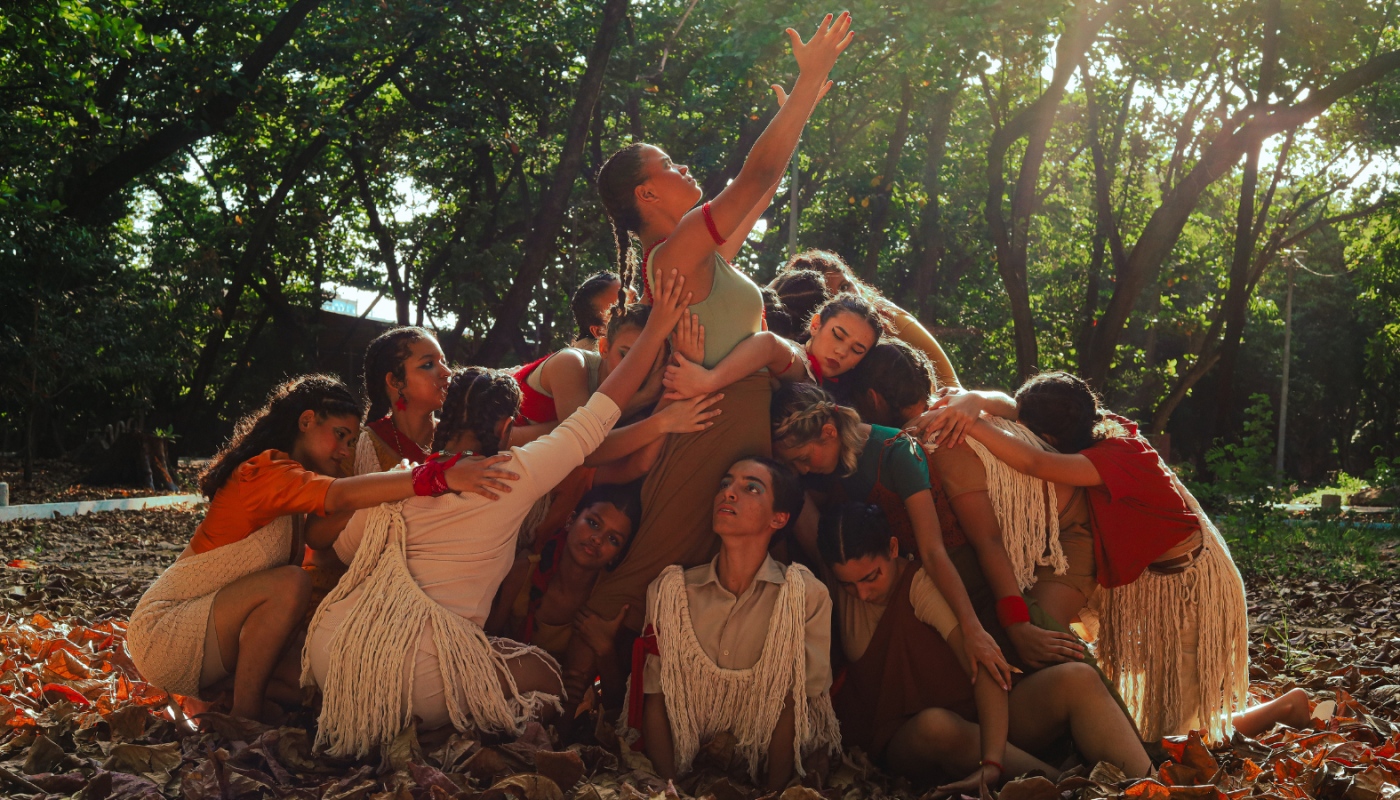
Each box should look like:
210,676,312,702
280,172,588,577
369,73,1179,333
127,516,295,697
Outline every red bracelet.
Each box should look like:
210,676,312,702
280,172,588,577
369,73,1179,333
701,202,726,245
980,759,1003,774
996,596,1030,627
412,451,465,497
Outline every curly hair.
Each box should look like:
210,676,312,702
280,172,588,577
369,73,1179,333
770,383,867,477
571,271,621,340
432,367,523,455
363,326,434,420
817,502,893,565
761,287,797,339
779,249,901,334
596,144,650,315
199,374,361,498
1014,370,1116,454
844,339,935,425
767,269,830,335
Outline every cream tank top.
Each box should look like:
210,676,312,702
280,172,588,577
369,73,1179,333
648,251,763,368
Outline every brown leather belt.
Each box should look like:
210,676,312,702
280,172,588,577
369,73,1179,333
1147,544,1205,575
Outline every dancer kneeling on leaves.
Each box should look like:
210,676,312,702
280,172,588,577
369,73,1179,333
624,456,841,790
126,375,515,722
819,501,1150,791
911,371,1305,741
302,272,690,757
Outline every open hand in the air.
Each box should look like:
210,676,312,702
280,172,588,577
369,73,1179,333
786,11,854,78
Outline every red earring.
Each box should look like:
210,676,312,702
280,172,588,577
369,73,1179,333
394,393,407,411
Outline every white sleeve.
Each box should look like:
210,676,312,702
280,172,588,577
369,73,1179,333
507,392,622,499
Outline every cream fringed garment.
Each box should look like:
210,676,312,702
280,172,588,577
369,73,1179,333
352,429,381,476
302,500,561,758
963,416,1066,589
620,564,841,781
127,516,294,697
1086,476,1249,743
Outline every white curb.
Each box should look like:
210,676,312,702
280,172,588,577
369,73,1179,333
0,494,206,523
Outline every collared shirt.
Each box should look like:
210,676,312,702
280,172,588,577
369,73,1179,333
643,554,832,697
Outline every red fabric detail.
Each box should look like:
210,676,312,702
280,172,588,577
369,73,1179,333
511,355,558,425
641,238,668,304
996,596,1030,627
830,667,847,698
806,350,823,383
1081,414,1198,587
367,415,429,465
412,451,464,497
628,625,660,731
701,202,726,245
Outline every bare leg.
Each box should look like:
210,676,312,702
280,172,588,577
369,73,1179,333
885,708,1057,786
1232,688,1311,736
1027,582,1086,629
766,696,797,791
210,565,312,721
643,692,677,780
1007,663,1150,778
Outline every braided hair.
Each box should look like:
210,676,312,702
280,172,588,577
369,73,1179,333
596,144,650,314
604,303,651,344
199,374,361,498
433,367,522,455
817,502,893,565
767,269,830,335
571,271,622,340
1014,370,1115,454
363,326,434,420
845,339,935,425
770,383,866,477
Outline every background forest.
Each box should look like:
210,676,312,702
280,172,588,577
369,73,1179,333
3,0,1399,485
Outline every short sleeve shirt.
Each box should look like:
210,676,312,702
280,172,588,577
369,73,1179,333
191,450,334,554
841,425,931,502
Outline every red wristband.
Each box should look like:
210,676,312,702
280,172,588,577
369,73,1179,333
980,759,1003,774
701,202,726,245
996,596,1030,627
412,451,464,496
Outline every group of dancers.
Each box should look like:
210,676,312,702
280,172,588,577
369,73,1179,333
125,12,1314,794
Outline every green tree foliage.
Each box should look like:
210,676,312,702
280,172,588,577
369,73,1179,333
1,0,1397,483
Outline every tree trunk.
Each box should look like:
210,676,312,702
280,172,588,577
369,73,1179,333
861,78,914,281
62,0,325,220
1080,47,1400,387
350,145,411,324
1208,141,1263,442
985,0,1124,381
914,85,960,315
473,0,631,366
180,48,420,429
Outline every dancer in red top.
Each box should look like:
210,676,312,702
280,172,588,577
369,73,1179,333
915,371,1304,740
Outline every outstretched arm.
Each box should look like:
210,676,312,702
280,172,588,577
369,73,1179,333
664,331,799,398
322,454,519,513
654,13,853,277
906,389,1016,448
963,420,1103,487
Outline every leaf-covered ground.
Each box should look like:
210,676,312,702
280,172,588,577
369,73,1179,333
1,506,1398,800
0,458,200,505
